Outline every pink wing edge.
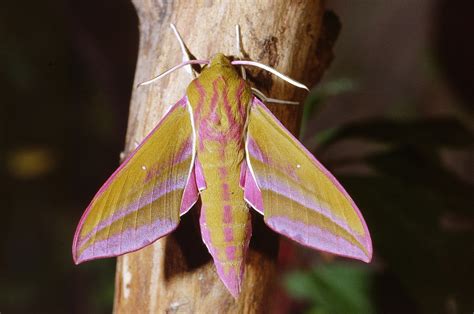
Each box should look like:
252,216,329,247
242,97,373,263
72,97,200,264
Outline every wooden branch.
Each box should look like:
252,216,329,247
113,1,339,312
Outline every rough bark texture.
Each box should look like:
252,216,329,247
114,1,339,313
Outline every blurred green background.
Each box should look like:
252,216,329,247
1,1,472,313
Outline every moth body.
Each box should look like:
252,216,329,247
187,54,252,295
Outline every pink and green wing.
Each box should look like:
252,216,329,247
244,98,372,262
72,98,197,264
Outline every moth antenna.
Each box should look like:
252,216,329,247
251,87,299,105
137,60,210,87
231,60,309,91
170,23,196,78
235,25,247,80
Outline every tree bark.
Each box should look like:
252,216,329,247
114,1,339,312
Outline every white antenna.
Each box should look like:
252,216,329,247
137,60,210,87
231,60,309,91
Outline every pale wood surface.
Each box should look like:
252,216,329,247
114,1,339,312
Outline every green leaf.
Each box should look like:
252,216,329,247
285,263,374,314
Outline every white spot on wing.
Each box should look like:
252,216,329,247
296,164,301,169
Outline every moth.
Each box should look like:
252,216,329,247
73,25,372,297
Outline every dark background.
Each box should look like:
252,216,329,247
1,1,472,313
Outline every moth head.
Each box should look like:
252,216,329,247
210,53,232,68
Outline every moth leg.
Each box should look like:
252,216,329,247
251,87,299,105
235,25,247,80
170,23,198,78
